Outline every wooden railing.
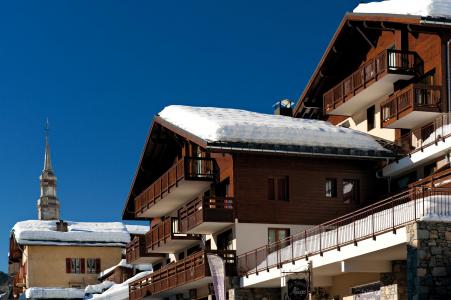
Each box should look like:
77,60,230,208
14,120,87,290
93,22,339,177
394,113,451,155
323,49,422,114
129,250,236,300
410,167,451,188
237,186,451,276
381,84,441,126
178,196,235,233
126,235,148,264
145,217,200,251
134,157,216,215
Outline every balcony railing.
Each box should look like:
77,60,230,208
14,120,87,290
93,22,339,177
129,250,236,300
134,157,216,216
145,217,200,252
237,186,451,276
394,113,451,155
381,84,441,128
126,235,164,264
178,196,235,233
324,49,422,114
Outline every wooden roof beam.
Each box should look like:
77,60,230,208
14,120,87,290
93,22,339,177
349,22,375,49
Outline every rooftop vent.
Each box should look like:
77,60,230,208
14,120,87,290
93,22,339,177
273,99,293,116
56,220,68,232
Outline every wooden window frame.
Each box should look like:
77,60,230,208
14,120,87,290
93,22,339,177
268,228,290,252
367,105,375,131
343,179,360,204
86,258,101,274
267,176,289,201
325,178,337,198
66,258,85,274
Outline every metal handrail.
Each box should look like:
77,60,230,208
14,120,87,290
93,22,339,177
237,186,451,276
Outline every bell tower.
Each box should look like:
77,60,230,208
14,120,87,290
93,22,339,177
37,120,60,220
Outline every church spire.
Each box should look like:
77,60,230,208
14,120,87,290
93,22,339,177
37,119,60,220
44,119,53,172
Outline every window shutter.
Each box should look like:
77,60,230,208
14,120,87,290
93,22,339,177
66,258,71,273
95,259,101,274
267,178,275,200
277,177,288,201
80,258,85,273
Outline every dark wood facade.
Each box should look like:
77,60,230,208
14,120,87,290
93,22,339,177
233,153,382,225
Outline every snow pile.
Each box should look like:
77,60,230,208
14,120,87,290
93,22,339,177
100,259,152,278
89,271,152,300
85,281,115,295
124,224,149,236
354,0,451,19
159,105,388,152
25,288,85,299
12,220,133,246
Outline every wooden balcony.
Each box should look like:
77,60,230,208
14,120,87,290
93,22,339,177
179,196,235,234
394,113,451,155
381,84,441,129
129,250,236,300
146,217,201,253
126,235,165,265
324,49,422,116
134,157,216,218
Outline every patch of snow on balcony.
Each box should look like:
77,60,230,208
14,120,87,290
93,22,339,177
354,0,451,19
159,105,389,152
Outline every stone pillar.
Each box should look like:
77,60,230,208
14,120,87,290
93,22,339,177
380,260,407,300
406,221,451,299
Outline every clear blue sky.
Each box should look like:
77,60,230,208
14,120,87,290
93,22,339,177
0,0,362,272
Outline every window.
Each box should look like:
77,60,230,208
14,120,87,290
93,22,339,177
325,178,337,198
66,258,84,274
267,176,289,201
217,229,233,251
367,106,375,131
343,179,360,204
268,228,290,252
87,258,100,274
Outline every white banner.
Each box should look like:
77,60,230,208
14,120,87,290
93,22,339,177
207,253,226,300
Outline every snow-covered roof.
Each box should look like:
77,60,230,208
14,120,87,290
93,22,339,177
12,220,138,246
88,271,152,300
158,105,390,156
25,288,85,299
99,259,152,279
85,281,115,295
124,224,149,236
354,0,451,19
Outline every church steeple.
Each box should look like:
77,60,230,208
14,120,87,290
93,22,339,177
37,120,60,220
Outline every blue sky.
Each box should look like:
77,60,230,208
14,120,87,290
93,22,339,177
0,0,362,272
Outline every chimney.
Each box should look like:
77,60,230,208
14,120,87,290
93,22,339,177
273,99,293,116
56,220,68,232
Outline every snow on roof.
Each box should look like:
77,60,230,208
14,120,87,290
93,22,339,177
99,259,152,278
159,106,389,153
12,220,136,246
124,224,149,236
85,281,115,295
25,288,85,299
354,0,451,19
89,271,152,300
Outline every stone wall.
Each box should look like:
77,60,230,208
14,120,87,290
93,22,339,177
406,221,451,299
380,260,407,300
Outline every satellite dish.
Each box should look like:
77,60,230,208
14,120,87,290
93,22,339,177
281,99,292,108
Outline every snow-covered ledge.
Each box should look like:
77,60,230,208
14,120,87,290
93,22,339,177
382,137,451,177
